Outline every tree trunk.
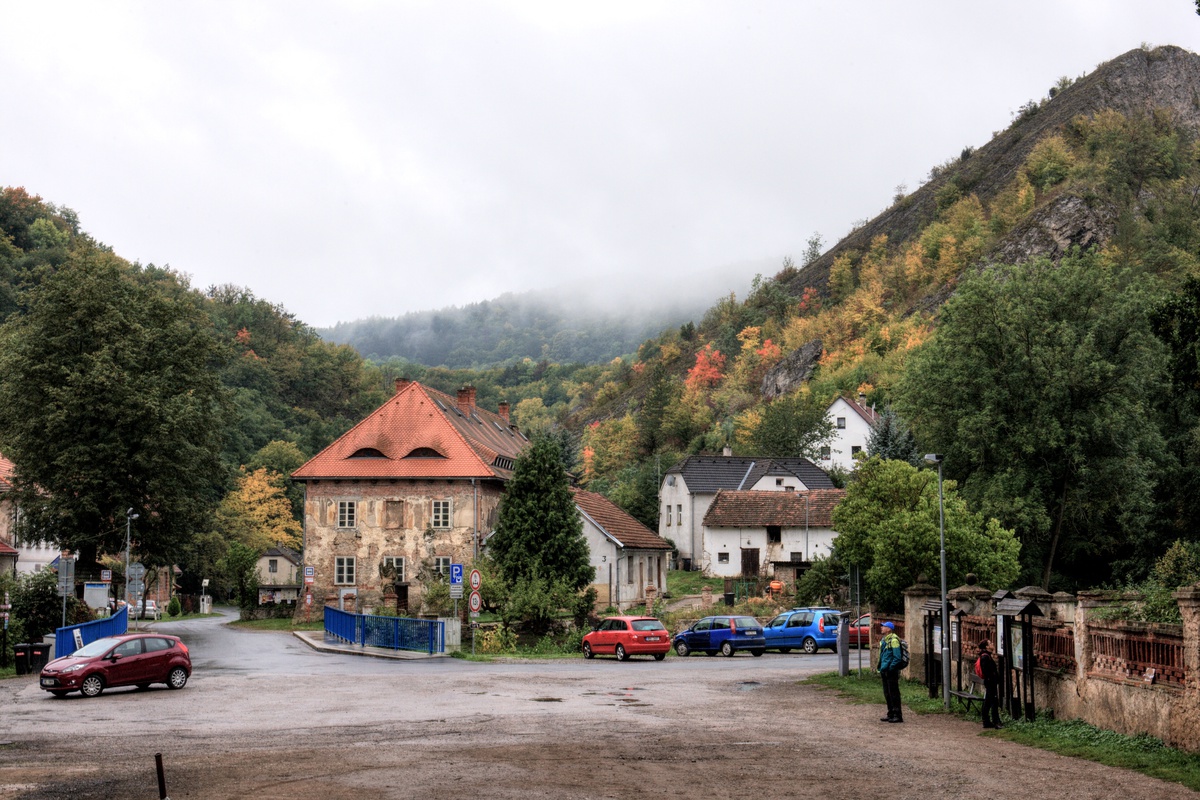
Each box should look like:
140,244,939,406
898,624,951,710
1041,481,1070,590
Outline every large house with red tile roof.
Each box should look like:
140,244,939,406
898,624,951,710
0,452,57,575
573,487,672,610
292,380,671,614
821,392,879,473
701,488,846,584
292,380,527,613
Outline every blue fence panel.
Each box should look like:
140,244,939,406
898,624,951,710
55,606,128,657
324,608,444,654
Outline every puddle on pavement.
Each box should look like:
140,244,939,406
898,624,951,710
530,697,563,703
738,681,762,691
599,686,652,707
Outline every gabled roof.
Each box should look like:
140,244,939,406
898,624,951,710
292,382,528,481
263,546,301,564
702,489,846,528
664,455,834,493
0,539,17,556
829,395,879,426
572,488,672,551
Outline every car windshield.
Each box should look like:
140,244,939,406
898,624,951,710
631,620,665,632
733,617,760,629
71,637,121,658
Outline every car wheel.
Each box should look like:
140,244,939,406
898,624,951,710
583,642,594,659
778,648,792,654
752,649,765,657
803,636,818,654
615,644,627,662
721,641,735,657
167,667,189,690
50,690,69,698
80,675,104,698
654,653,666,661
675,641,690,657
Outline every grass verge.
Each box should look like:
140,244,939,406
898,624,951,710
228,617,324,632
806,672,1200,791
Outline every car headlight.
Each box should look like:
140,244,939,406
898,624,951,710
61,663,87,673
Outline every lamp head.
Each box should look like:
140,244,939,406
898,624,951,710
924,453,943,464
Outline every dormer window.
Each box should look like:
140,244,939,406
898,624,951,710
348,447,388,459
403,447,445,458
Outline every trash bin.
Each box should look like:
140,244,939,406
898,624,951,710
724,592,735,606
13,644,30,676
682,558,692,572
28,644,50,671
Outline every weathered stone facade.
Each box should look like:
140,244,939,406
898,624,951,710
303,478,503,613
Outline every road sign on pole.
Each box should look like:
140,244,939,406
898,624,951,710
468,590,482,615
450,563,463,585
469,569,482,591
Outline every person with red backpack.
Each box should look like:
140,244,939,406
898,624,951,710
976,639,1002,729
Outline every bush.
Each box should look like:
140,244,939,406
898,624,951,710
167,596,182,617
477,626,517,653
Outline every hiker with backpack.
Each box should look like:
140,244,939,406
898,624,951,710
878,620,904,723
976,639,1003,729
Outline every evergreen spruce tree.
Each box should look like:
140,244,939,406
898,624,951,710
866,407,921,465
490,434,592,591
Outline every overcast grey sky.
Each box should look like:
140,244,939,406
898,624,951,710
2,2,1198,328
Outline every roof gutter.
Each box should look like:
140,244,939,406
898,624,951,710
736,461,756,490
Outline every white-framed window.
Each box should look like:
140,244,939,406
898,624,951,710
383,556,406,583
268,559,278,574
337,500,357,529
433,556,451,576
851,445,862,456
820,446,831,460
717,552,730,564
627,556,634,583
665,504,672,526
432,499,451,529
335,556,356,585
676,505,682,525
836,417,846,429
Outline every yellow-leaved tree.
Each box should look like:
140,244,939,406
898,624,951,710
213,468,302,553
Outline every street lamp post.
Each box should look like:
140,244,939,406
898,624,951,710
125,508,138,607
924,454,951,710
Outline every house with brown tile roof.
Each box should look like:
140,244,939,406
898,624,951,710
291,380,529,613
572,488,672,611
700,488,846,585
659,453,834,572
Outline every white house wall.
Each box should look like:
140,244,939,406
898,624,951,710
659,477,713,565
702,525,838,578
824,397,874,472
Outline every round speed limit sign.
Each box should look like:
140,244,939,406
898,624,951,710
468,590,482,614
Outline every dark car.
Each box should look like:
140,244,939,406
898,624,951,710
582,616,671,661
39,633,191,698
762,607,842,654
673,615,765,657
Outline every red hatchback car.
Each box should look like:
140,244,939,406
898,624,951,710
583,616,672,661
39,633,192,698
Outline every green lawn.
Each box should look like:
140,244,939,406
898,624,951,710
807,672,1200,791
666,569,722,597
228,616,324,631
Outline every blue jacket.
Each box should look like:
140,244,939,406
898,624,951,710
879,631,902,672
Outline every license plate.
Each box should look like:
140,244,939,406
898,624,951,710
645,636,660,642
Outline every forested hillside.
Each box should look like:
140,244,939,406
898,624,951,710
318,283,730,368
3,45,1200,602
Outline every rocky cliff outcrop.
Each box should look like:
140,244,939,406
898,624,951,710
761,338,822,400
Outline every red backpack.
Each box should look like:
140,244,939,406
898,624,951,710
974,655,984,679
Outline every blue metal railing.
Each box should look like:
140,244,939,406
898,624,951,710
56,606,128,657
324,606,444,654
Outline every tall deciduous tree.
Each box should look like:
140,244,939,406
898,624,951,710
746,389,833,458
896,253,1167,589
489,435,592,591
831,457,1020,611
212,468,302,552
0,248,228,568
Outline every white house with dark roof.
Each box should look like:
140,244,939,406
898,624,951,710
821,392,879,472
573,488,673,611
658,454,834,572
700,489,845,581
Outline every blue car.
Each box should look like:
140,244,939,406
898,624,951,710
762,607,843,654
673,615,766,657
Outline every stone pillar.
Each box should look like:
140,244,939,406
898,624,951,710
701,586,713,608
902,582,939,681
1075,590,1119,690
1170,586,1200,752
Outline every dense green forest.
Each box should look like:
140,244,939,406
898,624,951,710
3,45,1200,602
319,290,713,368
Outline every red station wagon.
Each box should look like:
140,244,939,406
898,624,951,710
582,616,672,661
39,633,192,698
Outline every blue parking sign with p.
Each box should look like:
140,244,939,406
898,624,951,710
450,563,464,585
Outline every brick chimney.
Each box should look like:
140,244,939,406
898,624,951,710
456,386,476,416
395,378,412,394
857,391,867,407
497,401,510,424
